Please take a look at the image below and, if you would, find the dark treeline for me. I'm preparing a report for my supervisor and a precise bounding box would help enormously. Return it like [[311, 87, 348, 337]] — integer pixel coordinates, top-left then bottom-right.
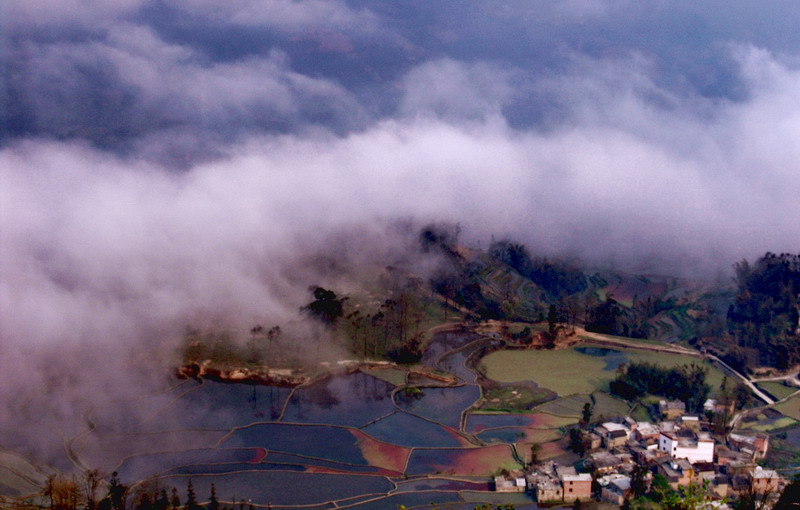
[[9, 472, 250, 510], [585, 296, 648, 339], [423, 225, 506, 320], [724, 252, 800, 371], [488, 241, 587, 301], [610, 362, 710, 413], [184, 228, 797, 373]]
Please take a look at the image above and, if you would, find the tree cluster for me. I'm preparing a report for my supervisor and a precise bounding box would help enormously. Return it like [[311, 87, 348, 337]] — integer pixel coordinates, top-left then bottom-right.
[[609, 362, 710, 413], [586, 296, 647, 339], [28, 472, 256, 510], [488, 241, 587, 300], [302, 287, 345, 325], [726, 252, 800, 370]]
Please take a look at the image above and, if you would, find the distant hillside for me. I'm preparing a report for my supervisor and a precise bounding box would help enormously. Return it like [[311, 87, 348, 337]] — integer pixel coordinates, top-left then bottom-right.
[[717, 253, 800, 372], [182, 222, 797, 375], [422, 227, 798, 373]]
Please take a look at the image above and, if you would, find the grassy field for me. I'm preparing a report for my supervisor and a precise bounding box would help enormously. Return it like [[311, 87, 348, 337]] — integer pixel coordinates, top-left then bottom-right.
[[775, 394, 800, 421], [757, 381, 799, 402], [361, 367, 407, 386], [536, 395, 592, 417], [480, 348, 610, 395], [629, 403, 652, 422], [592, 391, 632, 419], [477, 384, 555, 412], [742, 416, 798, 432], [479, 344, 725, 396], [522, 391, 630, 422]]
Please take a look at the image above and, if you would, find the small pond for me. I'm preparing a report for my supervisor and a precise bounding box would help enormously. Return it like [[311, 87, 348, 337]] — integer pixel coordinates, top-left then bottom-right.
[[574, 346, 629, 370]]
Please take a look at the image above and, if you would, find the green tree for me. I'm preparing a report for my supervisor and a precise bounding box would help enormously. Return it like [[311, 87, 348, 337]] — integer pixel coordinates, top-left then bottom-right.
[[302, 287, 344, 325], [169, 488, 180, 510], [207, 485, 219, 510], [155, 490, 169, 510], [185, 481, 198, 510], [548, 304, 558, 338], [581, 402, 593, 426], [773, 476, 800, 509], [656, 480, 714, 510], [107, 472, 127, 510], [630, 464, 650, 497], [529, 443, 541, 465], [568, 428, 585, 456]]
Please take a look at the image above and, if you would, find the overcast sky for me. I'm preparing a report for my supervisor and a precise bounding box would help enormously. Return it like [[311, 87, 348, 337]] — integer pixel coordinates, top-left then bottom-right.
[[1, 0, 799, 463]]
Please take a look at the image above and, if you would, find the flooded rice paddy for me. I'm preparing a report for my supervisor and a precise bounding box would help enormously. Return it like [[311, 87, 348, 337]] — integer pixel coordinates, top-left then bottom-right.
[[58, 332, 571, 507]]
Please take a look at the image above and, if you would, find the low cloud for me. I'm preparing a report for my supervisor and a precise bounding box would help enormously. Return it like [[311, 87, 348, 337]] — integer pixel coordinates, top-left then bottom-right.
[[2, 0, 800, 467]]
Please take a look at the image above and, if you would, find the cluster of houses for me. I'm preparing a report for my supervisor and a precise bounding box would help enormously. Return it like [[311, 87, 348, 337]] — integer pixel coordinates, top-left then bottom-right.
[[494, 399, 787, 507]]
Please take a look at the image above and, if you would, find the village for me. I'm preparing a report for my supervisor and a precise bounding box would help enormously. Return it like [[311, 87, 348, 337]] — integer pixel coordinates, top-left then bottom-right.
[[493, 398, 788, 507]]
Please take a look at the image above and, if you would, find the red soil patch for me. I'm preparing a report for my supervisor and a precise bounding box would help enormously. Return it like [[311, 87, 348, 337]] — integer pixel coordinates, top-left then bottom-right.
[[351, 429, 411, 474], [250, 448, 267, 463]]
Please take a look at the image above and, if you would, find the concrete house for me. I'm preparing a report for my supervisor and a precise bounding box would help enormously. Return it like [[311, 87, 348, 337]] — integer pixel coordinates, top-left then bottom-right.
[[533, 476, 563, 502], [596, 422, 629, 448], [658, 430, 714, 463], [728, 432, 769, 460], [494, 474, 526, 493], [750, 466, 784, 494], [561, 473, 592, 502], [599, 474, 632, 506]]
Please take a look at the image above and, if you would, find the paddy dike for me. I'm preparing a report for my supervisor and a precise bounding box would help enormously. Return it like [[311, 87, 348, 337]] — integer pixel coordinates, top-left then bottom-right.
[[24, 325, 700, 507]]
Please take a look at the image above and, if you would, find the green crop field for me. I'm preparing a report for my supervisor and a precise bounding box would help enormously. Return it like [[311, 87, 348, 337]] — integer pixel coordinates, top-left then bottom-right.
[[478, 384, 555, 412], [480, 348, 611, 395], [479, 344, 725, 397], [775, 394, 800, 421], [536, 394, 592, 417], [592, 391, 632, 419], [361, 367, 407, 386], [757, 381, 799, 402], [743, 416, 798, 432]]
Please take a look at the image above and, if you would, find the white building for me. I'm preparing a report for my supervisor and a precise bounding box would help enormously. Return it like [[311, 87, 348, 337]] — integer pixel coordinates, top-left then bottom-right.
[[659, 431, 714, 463]]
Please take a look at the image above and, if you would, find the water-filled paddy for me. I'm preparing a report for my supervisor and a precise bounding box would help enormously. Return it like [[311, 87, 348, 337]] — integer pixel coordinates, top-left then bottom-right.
[[162, 462, 305, 475], [396, 384, 480, 428], [393, 477, 490, 492], [78, 430, 230, 469], [116, 448, 265, 479], [280, 373, 396, 427], [71, 332, 549, 504], [477, 427, 561, 444], [221, 423, 369, 465], [575, 346, 628, 370], [264, 452, 387, 474], [405, 445, 517, 476], [169, 381, 293, 428], [466, 412, 576, 433], [340, 491, 461, 509], [158, 471, 394, 507], [360, 411, 466, 448]]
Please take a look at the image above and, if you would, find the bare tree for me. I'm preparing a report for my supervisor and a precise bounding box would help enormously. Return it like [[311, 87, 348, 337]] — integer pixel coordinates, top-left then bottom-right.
[[83, 469, 103, 510]]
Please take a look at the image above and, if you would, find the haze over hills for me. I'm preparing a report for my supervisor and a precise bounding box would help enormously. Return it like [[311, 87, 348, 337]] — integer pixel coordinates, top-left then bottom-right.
[[1, 0, 800, 506]]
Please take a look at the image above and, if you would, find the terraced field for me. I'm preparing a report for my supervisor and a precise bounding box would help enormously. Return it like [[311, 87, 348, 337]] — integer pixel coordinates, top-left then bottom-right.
[[4, 331, 572, 507], [757, 381, 799, 402], [3, 325, 763, 507], [775, 394, 800, 421]]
